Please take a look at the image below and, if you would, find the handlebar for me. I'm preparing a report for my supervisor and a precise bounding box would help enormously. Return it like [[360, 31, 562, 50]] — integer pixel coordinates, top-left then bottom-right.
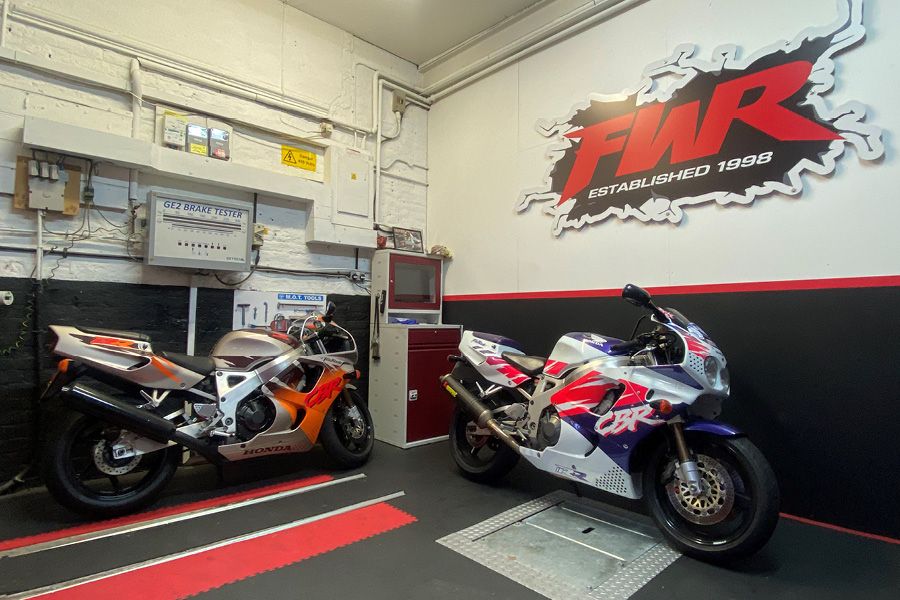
[[302, 324, 347, 345], [611, 332, 656, 354]]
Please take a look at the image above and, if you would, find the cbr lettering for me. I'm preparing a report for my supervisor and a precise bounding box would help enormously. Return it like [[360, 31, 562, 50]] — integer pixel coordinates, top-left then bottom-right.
[[595, 405, 663, 437], [306, 377, 341, 408]]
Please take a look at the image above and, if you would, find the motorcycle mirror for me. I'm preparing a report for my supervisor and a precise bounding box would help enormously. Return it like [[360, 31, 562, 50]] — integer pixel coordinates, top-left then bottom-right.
[[323, 301, 337, 322], [622, 283, 652, 307]]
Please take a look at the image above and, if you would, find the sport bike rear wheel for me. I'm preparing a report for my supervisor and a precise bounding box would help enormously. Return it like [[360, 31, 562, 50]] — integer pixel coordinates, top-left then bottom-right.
[[643, 434, 779, 562], [319, 389, 374, 468], [449, 406, 519, 483], [42, 411, 178, 517]]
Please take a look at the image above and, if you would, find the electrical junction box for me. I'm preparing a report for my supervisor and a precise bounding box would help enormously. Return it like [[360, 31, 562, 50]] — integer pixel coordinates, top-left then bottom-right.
[[331, 147, 372, 228], [145, 192, 253, 271], [186, 124, 209, 156], [28, 166, 69, 212], [209, 128, 231, 160], [163, 113, 188, 150]]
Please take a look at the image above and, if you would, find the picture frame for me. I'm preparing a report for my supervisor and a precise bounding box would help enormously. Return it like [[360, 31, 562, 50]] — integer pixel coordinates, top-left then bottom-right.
[[392, 227, 424, 253]]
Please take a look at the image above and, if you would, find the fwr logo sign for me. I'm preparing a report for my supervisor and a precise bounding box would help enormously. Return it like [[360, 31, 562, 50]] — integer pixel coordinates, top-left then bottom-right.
[[518, 0, 883, 234]]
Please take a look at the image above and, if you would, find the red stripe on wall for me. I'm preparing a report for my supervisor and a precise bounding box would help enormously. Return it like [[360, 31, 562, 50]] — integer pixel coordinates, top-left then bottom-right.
[[0, 474, 333, 552], [34, 502, 415, 600], [442, 274, 900, 302]]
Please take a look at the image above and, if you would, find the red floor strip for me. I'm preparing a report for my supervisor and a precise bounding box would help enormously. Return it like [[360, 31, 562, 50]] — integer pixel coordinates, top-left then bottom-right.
[[34, 502, 415, 600], [780, 512, 900, 545], [0, 474, 333, 552]]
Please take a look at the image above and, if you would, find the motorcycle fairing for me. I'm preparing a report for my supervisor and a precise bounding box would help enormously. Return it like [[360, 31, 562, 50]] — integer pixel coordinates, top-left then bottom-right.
[[519, 417, 643, 499], [507, 312, 730, 496], [211, 344, 354, 459], [460, 331, 532, 388], [50, 325, 206, 390], [543, 333, 628, 378]]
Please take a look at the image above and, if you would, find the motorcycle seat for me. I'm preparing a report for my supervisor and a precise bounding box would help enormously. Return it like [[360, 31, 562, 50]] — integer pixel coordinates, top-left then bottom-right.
[[79, 327, 151, 342], [159, 351, 216, 375], [501, 352, 547, 377]]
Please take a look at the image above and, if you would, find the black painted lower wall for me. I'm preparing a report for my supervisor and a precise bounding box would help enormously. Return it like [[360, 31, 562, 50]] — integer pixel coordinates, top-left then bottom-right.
[[444, 285, 900, 538], [0, 277, 370, 483]]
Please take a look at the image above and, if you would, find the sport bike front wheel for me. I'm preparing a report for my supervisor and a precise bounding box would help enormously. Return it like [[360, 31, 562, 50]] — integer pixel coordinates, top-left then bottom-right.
[[643, 434, 779, 562], [319, 389, 374, 468], [42, 411, 178, 517]]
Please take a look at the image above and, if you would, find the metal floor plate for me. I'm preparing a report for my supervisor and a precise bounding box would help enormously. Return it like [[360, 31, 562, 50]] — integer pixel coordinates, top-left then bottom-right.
[[437, 491, 680, 600]]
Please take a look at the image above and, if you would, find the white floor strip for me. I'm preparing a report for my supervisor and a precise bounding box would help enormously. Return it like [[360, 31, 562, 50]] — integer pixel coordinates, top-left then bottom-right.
[[526, 522, 626, 561], [5, 490, 406, 600], [560, 506, 655, 538], [0, 473, 366, 559]]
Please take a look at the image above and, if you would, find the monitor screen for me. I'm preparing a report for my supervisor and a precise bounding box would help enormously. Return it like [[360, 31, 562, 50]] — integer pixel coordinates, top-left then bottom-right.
[[390, 255, 441, 310]]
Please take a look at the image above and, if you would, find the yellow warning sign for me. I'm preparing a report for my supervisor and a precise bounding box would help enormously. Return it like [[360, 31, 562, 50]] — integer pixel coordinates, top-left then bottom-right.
[[281, 145, 317, 171]]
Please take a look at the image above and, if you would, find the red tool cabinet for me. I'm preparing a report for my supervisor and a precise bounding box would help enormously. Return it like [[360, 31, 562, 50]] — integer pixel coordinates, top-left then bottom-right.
[[368, 324, 462, 448]]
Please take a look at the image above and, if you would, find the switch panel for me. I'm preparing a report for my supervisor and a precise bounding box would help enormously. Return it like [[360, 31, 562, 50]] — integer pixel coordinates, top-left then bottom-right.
[[163, 113, 188, 150], [186, 124, 209, 156], [209, 128, 231, 160], [145, 192, 253, 271]]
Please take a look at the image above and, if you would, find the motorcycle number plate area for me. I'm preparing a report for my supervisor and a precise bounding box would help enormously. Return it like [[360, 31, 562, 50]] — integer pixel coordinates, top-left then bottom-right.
[[437, 491, 679, 600]]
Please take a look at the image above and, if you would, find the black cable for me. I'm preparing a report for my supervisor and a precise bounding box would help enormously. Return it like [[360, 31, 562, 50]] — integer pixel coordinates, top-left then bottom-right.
[[629, 314, 649, 340], [214, 250, 260, 286], [0, 284, 36, 357], [45, 242, 72, 281]]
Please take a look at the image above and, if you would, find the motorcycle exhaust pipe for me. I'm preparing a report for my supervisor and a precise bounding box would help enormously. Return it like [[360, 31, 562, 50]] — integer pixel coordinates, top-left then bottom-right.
[[440, 374, 521, 455], [61, 384, 222, 464]]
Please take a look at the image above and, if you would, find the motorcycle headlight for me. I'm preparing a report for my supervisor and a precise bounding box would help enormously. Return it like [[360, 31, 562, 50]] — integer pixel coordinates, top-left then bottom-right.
[[719, 366, 730, 390], [704, 356, 719, 385]]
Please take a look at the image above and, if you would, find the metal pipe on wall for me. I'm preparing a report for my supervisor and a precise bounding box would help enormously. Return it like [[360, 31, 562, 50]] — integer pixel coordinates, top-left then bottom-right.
[[35, 210, 43, 280], [186, 286, 197, 355], [8, 4, 333, 123], [128, 59, 141, 203], [0, 0, 9, 48], [426, 0, 642, 100]]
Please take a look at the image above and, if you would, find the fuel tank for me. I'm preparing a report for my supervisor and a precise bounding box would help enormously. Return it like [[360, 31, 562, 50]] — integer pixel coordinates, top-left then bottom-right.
[[211, 330, 298, 370], [544, 332, 629, 377]]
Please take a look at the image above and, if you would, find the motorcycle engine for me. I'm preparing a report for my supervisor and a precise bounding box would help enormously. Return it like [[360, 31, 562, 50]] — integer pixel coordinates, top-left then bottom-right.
[[536, 407, 561, 450], [235, 394, 276, 441]]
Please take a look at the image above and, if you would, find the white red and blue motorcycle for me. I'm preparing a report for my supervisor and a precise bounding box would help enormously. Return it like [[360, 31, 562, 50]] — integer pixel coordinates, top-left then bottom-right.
[[440, 284, 779, 561]]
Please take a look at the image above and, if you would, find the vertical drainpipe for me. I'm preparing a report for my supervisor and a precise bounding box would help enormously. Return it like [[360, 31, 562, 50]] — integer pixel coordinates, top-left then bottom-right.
[[0, 0, 9, 48], [128, 59, 142, 208], [35, 209, 43, 280], [374, 78, 384, 224]]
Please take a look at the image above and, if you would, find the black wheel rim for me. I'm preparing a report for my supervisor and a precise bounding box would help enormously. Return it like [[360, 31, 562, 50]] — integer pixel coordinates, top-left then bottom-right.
[[64, 418, 168, 502], [453, 414, 503, 469], [653, 438, 756, 547], [333, 395, 373, 455]]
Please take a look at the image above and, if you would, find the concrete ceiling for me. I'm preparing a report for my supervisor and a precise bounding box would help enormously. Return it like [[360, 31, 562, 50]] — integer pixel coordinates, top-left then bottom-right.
[[284, 0, 545, 66]]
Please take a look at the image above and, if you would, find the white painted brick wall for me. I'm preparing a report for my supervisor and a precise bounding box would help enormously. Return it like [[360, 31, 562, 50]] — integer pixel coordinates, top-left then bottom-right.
[[0, 0, 428, 296]]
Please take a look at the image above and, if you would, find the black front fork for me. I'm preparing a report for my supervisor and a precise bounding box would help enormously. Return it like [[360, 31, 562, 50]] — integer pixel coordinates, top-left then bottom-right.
[[670, 421, 703, 495]]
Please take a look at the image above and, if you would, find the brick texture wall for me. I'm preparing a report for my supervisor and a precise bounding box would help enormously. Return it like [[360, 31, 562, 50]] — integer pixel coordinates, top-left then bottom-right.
[[0, 278, 40, 480]]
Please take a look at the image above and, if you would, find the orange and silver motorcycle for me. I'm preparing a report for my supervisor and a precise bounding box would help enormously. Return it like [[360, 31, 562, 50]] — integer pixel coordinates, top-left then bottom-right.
[[40, 301, 373, 516]]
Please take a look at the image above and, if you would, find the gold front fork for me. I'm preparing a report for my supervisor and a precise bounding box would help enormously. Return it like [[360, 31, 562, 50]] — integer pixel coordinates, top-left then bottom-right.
[[670, 422, 702, 495]]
